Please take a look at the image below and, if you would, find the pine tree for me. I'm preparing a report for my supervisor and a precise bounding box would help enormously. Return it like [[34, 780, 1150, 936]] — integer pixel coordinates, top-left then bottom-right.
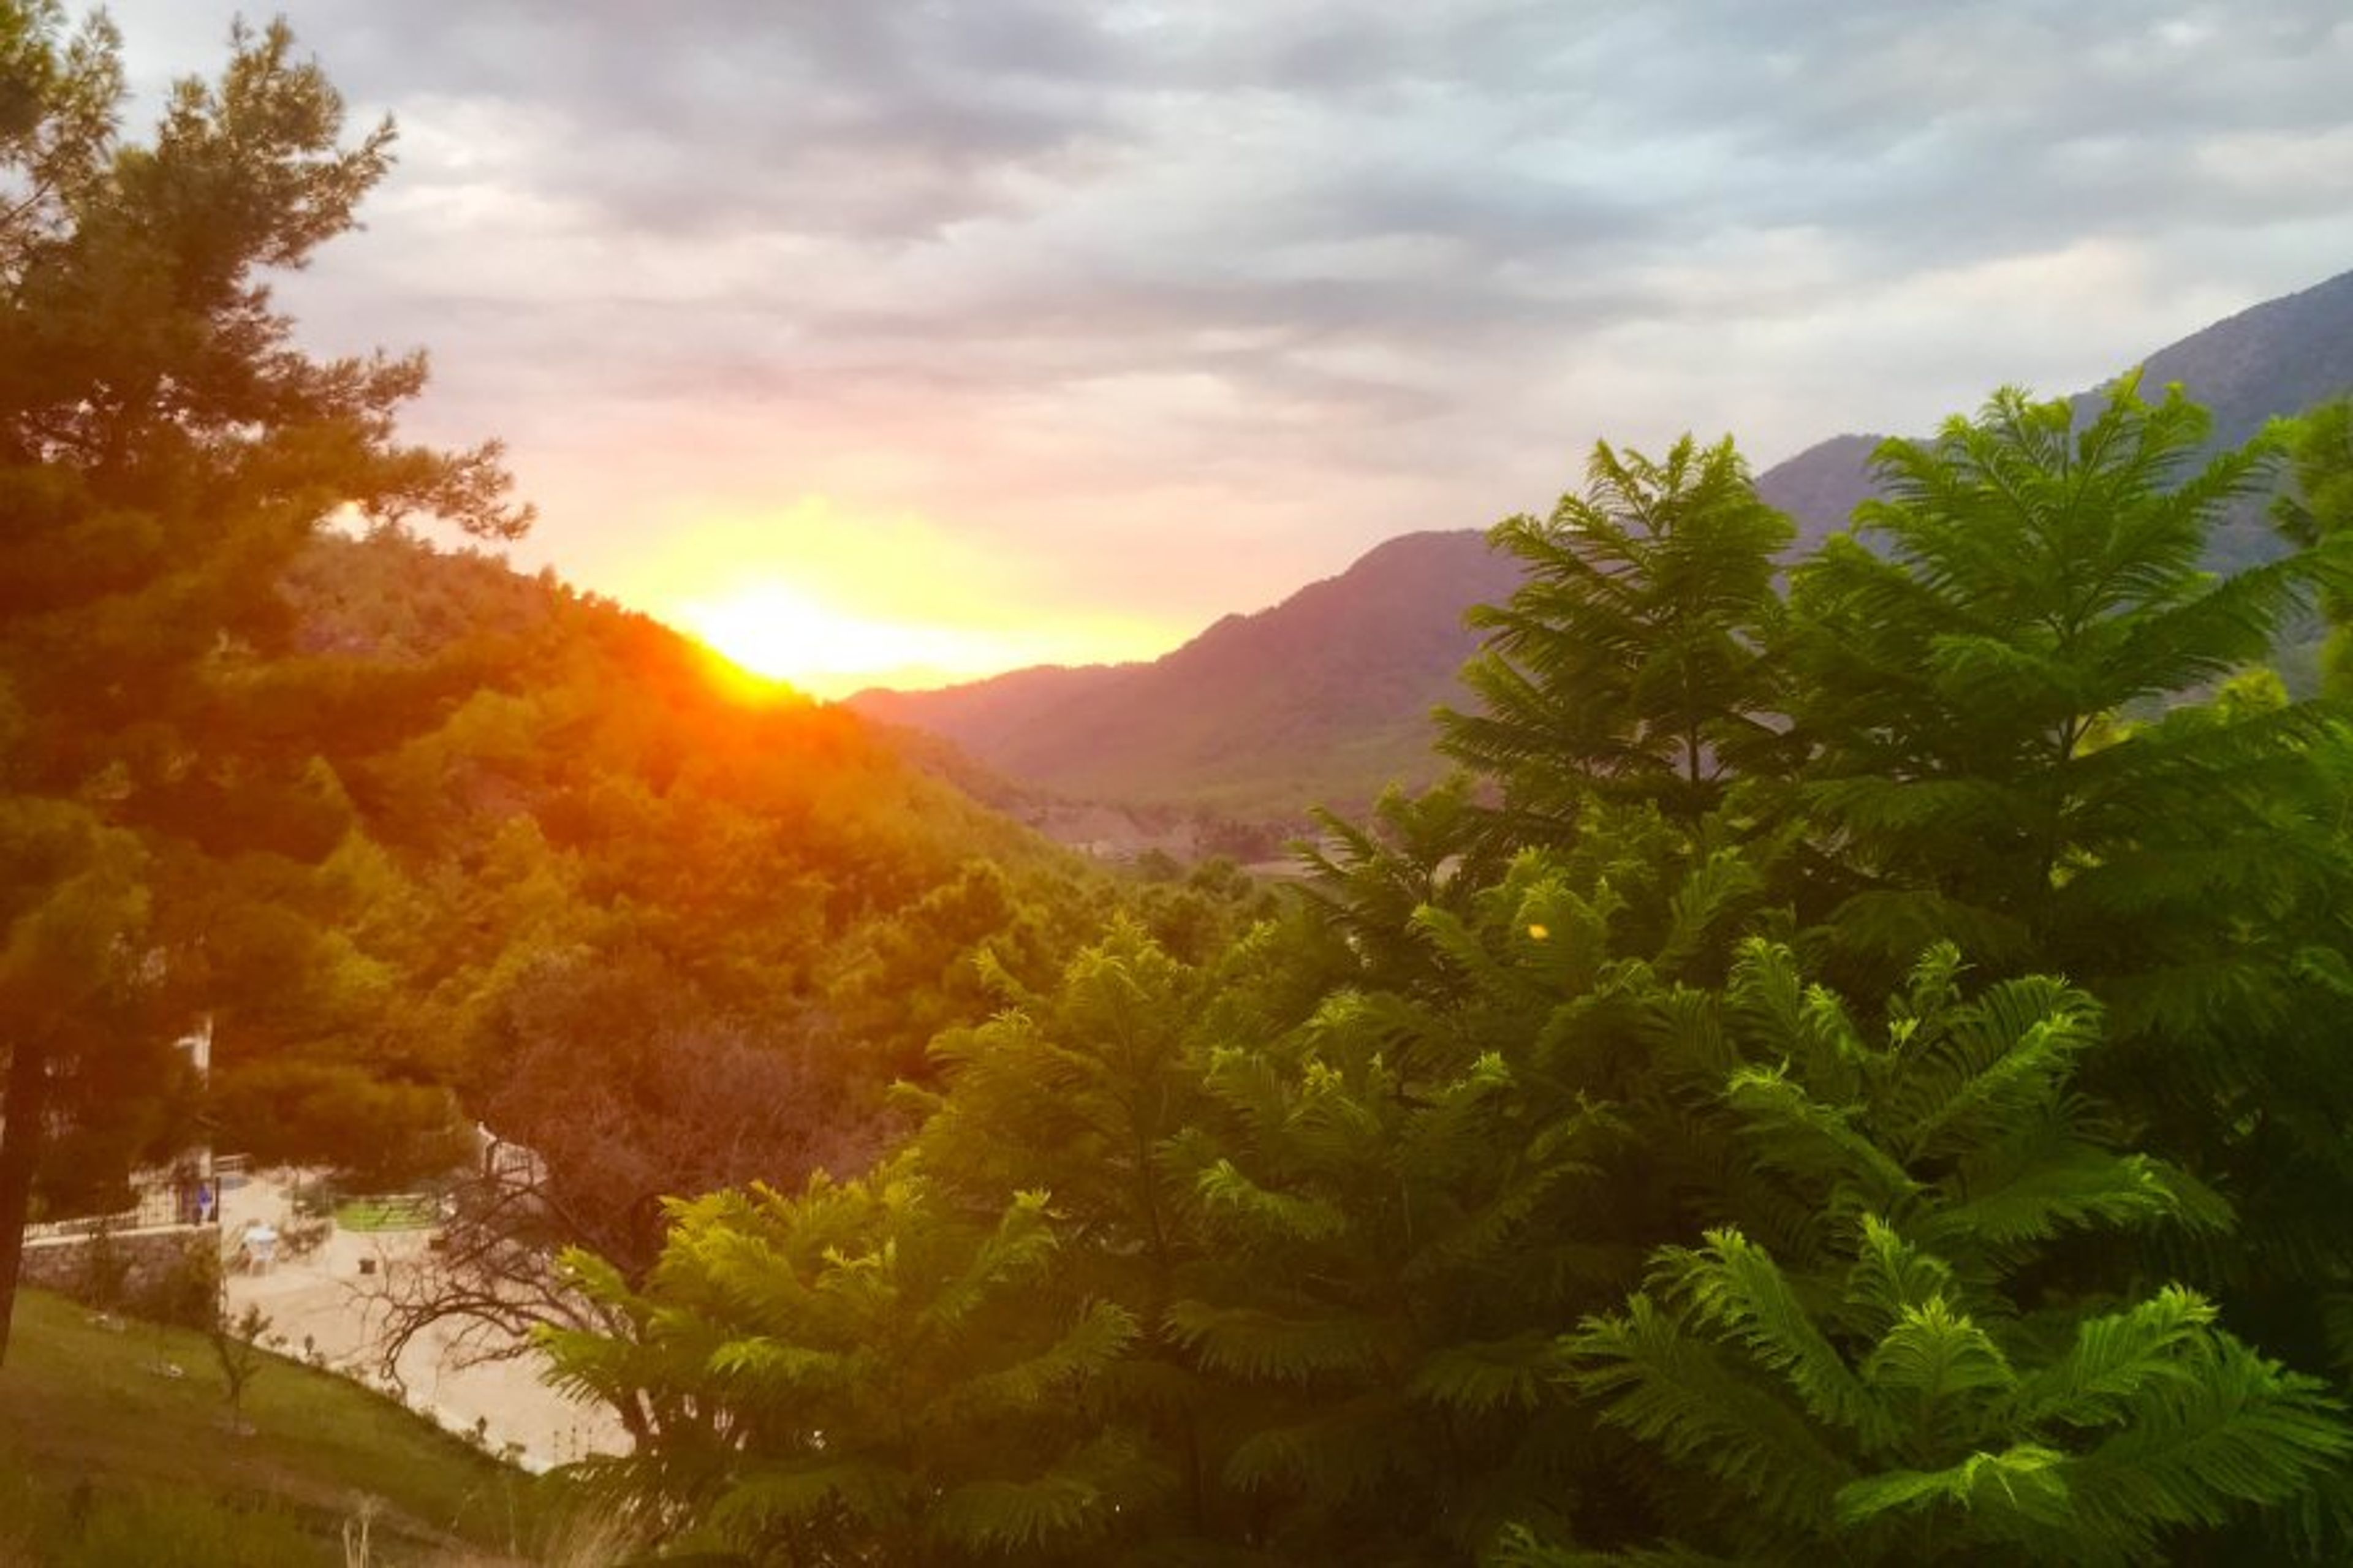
[[0, 7, 527, 1362]]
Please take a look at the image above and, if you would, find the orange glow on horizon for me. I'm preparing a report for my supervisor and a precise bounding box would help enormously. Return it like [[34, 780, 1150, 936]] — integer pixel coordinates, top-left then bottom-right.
[[676, 581, 1031, 699], [629, 499, 1184, 700]]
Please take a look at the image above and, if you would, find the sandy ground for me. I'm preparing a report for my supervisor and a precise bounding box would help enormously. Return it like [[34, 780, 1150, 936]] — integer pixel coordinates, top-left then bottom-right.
[[219, 1170, 626, 1472]]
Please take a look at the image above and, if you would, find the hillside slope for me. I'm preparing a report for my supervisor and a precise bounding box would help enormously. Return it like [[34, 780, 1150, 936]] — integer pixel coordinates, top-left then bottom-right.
[[846, 660, 1131, 767], [851, 530, 1521, 817], [181, 528, 1100, 1224], [0, 1288, 542, 1563]]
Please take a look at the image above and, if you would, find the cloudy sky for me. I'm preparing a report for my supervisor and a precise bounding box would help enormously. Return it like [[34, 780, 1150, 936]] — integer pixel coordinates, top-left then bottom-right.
[[104, 1, 2353, 692]]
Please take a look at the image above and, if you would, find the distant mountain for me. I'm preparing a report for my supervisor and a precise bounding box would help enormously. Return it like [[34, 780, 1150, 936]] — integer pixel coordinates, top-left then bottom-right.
[[856, 267, 2353, 825], [1752, 433, 1886, 541], [847, 530, 1521, 818], [1756, 267, 2353, 559], [849, 661, 1131, 767]]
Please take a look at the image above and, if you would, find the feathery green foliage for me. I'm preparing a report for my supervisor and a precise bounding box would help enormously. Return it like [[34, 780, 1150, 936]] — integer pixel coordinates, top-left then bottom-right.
[[1560, 943, 2349, 1564], [544, 1175, 1165, 1565], [2274, 396, 2353, 693], [1786, 374, 2348, 974], [1781, 377, 2353, 1395], [544, 375, 2353, 1565], [1441, 436, 1794, 837]]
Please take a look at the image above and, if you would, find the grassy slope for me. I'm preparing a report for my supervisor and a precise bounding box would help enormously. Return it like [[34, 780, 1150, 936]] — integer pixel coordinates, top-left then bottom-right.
[[0, 1289, 549, 1566]]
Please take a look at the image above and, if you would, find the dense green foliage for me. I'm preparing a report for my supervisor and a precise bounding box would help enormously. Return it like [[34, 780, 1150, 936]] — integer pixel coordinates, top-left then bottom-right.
[[2276, 396, 2353, 695], [1442, 435, 1794, 833], [546, 382, 2353, 1564], [263, 529, 1106, 1240]]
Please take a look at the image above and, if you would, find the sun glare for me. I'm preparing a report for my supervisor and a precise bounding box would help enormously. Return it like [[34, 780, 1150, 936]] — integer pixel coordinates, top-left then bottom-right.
[[627, 498, 1183, 700], [676, 581, 1004, 698]]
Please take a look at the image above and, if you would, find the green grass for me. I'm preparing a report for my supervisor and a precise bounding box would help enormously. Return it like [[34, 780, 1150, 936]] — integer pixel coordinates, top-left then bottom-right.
[[335, 1194, 442, 1232], [0, 1289, 557, 1565]]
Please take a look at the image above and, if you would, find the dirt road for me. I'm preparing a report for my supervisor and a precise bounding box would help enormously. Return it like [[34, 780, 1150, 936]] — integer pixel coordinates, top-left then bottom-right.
[[219, 1171, 625, 1471]]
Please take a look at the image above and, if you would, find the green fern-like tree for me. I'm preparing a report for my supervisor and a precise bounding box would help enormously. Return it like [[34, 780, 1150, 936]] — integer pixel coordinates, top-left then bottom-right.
[[544, 1175, 1167, 1566], [2273, 396, 2353, 695], [1531, 940, 2349, 1565], [1148, 816, 1779, 1560], [1784, 373, 2348, 975], [1439, 436, 1794, 840], [538, 380, 2353, 1565], [1784, 375, 2353, 1381], [900, 918, 1239, 1548]]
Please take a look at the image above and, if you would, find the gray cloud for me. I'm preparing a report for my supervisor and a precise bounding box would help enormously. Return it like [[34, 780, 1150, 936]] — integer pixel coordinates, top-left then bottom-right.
[[102, 0, 2353, 653]]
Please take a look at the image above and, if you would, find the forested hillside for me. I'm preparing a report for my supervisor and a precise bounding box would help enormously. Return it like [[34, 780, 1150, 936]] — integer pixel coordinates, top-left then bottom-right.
[[14, 503, 1169, 1367], [0, 0, 1262, 1399], [241, 530, 1107, 1226]]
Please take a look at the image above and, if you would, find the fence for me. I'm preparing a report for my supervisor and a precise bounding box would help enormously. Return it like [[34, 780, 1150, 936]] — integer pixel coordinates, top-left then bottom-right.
[[21, 1156, 246, 1241]]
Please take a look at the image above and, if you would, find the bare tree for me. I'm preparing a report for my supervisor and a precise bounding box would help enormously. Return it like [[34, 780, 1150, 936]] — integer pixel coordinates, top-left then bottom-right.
[[363, 977, 891, 1443]]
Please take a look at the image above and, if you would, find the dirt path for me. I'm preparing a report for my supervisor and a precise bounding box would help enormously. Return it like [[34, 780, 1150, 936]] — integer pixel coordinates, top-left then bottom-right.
[[220, 1170, 626, 1472]]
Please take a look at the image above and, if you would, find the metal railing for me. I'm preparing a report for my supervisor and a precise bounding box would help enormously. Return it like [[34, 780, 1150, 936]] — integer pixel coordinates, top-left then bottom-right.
[[20, 1154, 251, 1240]]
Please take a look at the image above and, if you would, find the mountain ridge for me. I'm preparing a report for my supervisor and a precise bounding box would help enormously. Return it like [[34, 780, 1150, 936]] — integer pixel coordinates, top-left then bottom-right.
[[850, 529, 1521, 817], [852, 266, 2353, 826], [1752, 267, 2353, 560]]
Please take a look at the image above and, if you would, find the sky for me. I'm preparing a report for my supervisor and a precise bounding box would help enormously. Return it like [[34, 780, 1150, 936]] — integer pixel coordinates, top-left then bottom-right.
[[102, 1, 2353, 695]]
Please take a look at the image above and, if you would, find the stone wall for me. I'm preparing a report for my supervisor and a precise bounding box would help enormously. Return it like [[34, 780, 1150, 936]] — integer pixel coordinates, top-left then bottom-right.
[[19, 1222, 221, 1317]]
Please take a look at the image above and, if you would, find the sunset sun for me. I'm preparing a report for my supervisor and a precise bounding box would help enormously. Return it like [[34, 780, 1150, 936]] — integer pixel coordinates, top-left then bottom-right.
[[676, 581, 992, 696]]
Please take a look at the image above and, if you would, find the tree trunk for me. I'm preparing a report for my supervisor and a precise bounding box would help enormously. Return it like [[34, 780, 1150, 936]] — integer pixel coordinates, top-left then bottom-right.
[[0, 1034, 51, 1369]]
